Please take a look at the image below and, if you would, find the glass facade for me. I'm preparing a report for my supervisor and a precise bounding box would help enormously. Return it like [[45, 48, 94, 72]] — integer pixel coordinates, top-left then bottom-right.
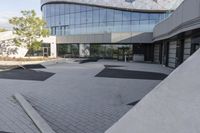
[[90, 44, 133, 60], [42, 3, 169, 36]]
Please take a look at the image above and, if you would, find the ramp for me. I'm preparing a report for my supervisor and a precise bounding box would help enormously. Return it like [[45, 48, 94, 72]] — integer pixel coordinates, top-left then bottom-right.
[[106, 49, 200, 133]]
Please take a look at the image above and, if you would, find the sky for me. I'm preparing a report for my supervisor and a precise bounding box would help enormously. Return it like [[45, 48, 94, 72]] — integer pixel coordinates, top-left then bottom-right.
[[0, 0, 41, 29]]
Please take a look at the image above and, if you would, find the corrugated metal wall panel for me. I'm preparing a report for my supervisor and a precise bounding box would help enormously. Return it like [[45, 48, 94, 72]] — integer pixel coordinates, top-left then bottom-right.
[[183, 38, 191, 61], [154, 44, 160, 63], [168, 41, 177, 68]]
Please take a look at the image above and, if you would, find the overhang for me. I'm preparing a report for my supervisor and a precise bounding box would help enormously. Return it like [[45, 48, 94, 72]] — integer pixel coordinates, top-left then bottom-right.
[[56, 32, 153, 44], [153, 0, 200, 42], [41, 0, 183, 12]]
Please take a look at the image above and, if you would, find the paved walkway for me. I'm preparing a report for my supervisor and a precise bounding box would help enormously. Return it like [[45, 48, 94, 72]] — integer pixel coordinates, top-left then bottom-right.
[[0, 87, 40, 132], [0, 60, 172, 133]]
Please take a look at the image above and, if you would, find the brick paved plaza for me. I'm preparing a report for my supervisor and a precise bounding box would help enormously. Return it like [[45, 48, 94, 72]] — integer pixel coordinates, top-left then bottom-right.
[[0, 60, 172, 133]]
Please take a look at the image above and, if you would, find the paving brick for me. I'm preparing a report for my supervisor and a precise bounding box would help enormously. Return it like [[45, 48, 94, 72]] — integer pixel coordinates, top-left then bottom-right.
[[0, 60, 172, 133]]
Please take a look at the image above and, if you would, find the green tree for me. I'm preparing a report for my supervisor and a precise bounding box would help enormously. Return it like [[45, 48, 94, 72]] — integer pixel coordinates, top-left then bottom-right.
[[9, 10, 49, 52]]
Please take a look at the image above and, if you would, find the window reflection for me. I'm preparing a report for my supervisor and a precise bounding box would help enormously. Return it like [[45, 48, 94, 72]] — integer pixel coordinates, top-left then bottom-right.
[[42, 3, 169, 36]]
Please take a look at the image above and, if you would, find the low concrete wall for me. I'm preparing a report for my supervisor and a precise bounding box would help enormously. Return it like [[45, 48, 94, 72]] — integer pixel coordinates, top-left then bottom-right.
[[106, 49, 200, 133]]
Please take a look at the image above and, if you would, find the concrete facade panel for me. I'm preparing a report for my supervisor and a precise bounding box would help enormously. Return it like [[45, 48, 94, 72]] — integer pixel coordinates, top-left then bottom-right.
[[41, 0, 183, 12], [183, 54, 190, 60], [56, 32, 153, 44], [153, 0, 200, 41], [154, 44, 160, 63], [56, 34, 111, 44]]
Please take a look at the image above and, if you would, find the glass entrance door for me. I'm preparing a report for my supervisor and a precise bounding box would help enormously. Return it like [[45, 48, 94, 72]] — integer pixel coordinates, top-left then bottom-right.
[[43, 47, 49, 57], [117, 47, 131, 61]]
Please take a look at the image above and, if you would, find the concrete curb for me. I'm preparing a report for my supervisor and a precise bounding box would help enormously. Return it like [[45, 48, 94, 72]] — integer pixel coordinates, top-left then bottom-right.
[[41, 58, 67, 66], [14, 93, 55, 133], [41, 58, 80, 66]]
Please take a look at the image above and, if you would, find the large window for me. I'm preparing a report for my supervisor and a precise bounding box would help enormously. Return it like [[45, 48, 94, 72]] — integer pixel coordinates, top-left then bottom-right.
[[42, 3, 168, 36]]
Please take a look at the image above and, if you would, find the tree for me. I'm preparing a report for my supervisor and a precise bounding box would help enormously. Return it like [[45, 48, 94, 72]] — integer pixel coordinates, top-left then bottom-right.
[[0, 28, 7, 32], [9, 10, 49, 53]]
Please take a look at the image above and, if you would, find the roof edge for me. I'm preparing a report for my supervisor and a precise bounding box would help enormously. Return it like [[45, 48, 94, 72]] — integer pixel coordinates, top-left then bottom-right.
[[41, 0, 173, 13]]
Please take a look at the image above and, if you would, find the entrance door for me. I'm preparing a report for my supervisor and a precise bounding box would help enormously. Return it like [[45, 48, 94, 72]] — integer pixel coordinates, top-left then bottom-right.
[[43, 47, 49, 57], [118, 48, 124, 61], [117, 47, 130, 61]]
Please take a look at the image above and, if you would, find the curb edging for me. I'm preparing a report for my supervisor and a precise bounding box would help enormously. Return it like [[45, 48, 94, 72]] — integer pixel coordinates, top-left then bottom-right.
[[14, 93, 55, 133]]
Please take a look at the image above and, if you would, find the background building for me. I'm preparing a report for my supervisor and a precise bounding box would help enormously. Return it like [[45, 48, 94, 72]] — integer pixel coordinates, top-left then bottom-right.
[[41, 0, 183, 61], [106, 0, 200, 132], [0, 31, 57, 58]]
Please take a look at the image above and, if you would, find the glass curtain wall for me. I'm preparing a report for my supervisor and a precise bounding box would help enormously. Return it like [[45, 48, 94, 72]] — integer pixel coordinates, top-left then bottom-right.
[[57, 44, 79, 58], [90, 44, 133, 60], [42, 3, 169, 36]]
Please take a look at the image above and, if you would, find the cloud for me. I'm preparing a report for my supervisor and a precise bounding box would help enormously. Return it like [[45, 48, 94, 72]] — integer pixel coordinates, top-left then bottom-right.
[[0, 18, 10, 29], [0, 11, 41, 30], [0, 11, 20, 29]]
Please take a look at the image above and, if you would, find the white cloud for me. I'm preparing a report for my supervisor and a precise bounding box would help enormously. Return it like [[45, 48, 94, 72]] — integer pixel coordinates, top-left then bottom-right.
[[0, 11, 41, 30], [0, 11, 20, 29]]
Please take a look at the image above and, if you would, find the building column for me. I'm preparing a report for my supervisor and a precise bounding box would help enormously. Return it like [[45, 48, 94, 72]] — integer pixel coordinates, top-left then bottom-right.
[[49, 36, 57, 58], [79, 44, 90, 57], [50, 41, 57, 58]]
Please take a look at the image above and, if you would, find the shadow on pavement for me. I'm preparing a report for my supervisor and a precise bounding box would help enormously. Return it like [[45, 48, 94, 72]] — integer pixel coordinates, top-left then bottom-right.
[[76, 58, 99, 64], [104, 65, 124, 68], [0, 69, 54, 81], [127, 100, 140, 106], [15, 64, 46, 69], [95, 68, 168, 80]]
